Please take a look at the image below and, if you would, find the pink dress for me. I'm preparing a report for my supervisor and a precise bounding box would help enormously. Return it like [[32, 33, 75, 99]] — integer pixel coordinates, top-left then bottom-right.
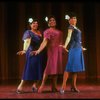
[[44, 28, 64, 75]]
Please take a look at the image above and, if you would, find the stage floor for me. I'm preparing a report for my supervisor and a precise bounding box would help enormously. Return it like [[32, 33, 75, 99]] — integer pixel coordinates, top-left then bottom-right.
[[0, 80, 100, 99]]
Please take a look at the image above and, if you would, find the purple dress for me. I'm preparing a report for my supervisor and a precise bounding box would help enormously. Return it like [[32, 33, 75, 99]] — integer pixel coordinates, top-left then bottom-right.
[[22, 30, 43, 80], [43, 28, 64, 75]]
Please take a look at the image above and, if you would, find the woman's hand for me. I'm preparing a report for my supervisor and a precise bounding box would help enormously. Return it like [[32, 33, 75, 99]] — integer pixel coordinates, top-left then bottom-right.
[[17, 50, 26, 55], [82, 47, 87, 51], [30, 50, 40, 56], [59, 45, 69, 52]]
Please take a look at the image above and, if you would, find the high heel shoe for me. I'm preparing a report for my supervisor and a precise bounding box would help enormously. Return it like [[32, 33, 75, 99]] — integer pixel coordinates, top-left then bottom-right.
[[16, 89, 24, 94], [38, 86, 43, 93], [59, 88, 65, 94], [32, 87, 38, 93], [71, 87, 80, 93]]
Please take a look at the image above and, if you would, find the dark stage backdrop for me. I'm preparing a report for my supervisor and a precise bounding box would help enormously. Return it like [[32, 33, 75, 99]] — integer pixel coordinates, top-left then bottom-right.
[[0, 1, 100, 82]]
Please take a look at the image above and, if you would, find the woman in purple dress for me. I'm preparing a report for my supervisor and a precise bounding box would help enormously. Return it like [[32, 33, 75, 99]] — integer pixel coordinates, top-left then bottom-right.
[[16, 18, 44, 93], [31, 15, 64, 93]]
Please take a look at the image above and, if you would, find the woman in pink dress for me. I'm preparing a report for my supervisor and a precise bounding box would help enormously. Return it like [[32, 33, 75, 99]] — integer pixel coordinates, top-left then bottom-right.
[[30, 15, 64, 93]]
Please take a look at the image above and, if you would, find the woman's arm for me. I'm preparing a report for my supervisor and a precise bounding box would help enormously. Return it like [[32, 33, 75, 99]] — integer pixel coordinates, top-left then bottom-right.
[[23, 38, 31, 52], [64, 29, 73, 48], [17, 38, 31, 55], [81, 46, 87, 51], [30, 38, 48, 56], [36, 38, 48, 55]]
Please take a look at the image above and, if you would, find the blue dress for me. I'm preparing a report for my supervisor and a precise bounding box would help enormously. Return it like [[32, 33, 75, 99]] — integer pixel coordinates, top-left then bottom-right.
[[65, 25, 85, 72], [22, 30, 43, 80]]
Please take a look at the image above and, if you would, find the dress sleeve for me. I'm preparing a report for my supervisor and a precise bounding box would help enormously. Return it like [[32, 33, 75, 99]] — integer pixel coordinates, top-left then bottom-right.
[[22, 30, 31, 41], [43, 29, 51, 40]]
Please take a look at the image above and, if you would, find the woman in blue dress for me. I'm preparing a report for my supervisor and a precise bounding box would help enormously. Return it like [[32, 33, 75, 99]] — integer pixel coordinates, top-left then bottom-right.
[[60, 13, 86, 94], [16, 18, 44, 93]]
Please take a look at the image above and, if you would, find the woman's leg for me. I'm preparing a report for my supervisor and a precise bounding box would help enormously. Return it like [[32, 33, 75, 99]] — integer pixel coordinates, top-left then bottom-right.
[[51, 75, 58, 92], [32, 80, 39, 88], [60, 71, 69, 94], [61, 71, 69, 90], [17, 80, 26, 93], [32, 80, 40, 92], [71, 72, 80, 92], [38, 73, 48, 93]]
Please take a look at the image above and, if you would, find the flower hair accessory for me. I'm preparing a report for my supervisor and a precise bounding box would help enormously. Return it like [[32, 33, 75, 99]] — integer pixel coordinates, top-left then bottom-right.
[[28, 18, 33, 23], [65, 15, 70, 20], [45, 16, 48, 22]]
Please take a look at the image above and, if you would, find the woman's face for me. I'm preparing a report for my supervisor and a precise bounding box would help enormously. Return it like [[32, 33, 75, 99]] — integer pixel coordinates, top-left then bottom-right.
[[30, 21, 39, 30], [48, 18, 56, 27], [69, 17, 77, 26]]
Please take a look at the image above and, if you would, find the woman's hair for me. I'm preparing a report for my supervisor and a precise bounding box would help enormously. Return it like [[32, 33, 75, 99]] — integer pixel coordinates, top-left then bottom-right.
[[47, 15, 56, 22], [28, 18, 39, 24], [68, 12, 77, 19]]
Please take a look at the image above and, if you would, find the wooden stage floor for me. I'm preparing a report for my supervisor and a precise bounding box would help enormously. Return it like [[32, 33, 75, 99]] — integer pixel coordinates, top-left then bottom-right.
[[0, 80, 100, 99]]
